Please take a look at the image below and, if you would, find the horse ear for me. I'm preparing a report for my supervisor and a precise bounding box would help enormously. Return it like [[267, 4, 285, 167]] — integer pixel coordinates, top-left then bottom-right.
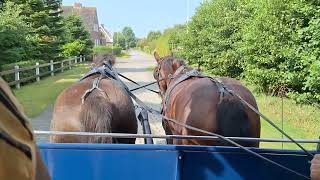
[[154, 51, 161, 63]]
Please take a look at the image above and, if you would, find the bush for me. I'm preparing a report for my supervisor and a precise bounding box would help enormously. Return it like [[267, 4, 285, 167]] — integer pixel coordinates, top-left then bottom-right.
[[146, 0, 320, 104], [143, 46, 151, 54], [62, 40, 86, 57], [93, 46, 122, 56]]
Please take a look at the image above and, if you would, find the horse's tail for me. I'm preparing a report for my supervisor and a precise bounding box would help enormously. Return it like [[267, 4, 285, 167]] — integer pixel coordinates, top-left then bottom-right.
[[216, 96, 253, 147], [79, 89, 113, 143]]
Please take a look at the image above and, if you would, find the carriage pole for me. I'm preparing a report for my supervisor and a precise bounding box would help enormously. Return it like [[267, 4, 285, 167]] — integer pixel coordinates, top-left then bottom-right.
[[137, 108, 154, 144]]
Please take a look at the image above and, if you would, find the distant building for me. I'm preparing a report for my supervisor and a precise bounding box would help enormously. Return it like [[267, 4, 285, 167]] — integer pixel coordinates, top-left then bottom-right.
[[61, 3, 113, 46]]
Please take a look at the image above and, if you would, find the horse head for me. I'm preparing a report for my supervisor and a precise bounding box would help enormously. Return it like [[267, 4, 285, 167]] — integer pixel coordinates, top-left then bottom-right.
[[153, 51, 185, 96], [92, 53, 116, 68]]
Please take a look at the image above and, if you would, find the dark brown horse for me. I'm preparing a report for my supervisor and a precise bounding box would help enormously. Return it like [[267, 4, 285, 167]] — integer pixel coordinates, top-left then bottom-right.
[[50, 53, 137, 143], [153, 51, 261, 147]]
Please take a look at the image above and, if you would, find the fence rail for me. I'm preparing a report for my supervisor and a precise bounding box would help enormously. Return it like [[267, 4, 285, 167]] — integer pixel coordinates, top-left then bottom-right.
[[0, 55, 86, 89]]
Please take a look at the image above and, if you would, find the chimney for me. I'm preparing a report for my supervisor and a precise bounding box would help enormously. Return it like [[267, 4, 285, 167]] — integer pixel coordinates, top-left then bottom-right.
[[74, 3, 82, 8]]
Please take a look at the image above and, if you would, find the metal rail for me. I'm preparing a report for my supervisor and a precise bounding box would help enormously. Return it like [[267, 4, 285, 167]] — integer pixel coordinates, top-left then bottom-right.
[[34, 130, 320, 144]]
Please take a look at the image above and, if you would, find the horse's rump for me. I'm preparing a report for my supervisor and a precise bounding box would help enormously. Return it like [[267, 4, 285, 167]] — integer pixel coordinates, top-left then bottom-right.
[[166, 77, 260, 146], [50, 76, 138, 144]]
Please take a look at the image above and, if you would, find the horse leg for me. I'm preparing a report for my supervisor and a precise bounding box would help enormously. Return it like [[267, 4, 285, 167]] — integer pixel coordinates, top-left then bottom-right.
[[162, 120, 173, 144], [246, 108, 261, 147], [116, 138, 136, 144], [216, 96, 258, 147]]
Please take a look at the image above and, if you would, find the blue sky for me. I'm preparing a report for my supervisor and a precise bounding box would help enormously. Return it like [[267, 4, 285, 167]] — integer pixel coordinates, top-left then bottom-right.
[[62, 0, 203, 38]]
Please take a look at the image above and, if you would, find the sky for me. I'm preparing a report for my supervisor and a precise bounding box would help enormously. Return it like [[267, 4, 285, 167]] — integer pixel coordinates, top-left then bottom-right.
[[62, 0, 203, 38]]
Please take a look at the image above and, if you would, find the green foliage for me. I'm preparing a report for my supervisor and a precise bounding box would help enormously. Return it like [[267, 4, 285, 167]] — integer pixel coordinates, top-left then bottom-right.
[[139, 25, 185, 57], [136, 38, 148, 49], [62, 40, 85, 57], [145, 0, 320, 104], [0, 2, 32, 66], [113, 27, 137, 49], [61, 15, 93, 57], [42, 0, 65, 61], [92, 46, 122, 56], [122, 26, 136, 48], [0, 0, 92, 69], [113, 32, 126, 49], [147, 31, 161, 42]]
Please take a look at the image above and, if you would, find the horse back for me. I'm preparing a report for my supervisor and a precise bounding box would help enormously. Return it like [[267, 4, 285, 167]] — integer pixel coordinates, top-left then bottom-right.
[[51, 77, 137, 143], [165, 77, 260, 146]]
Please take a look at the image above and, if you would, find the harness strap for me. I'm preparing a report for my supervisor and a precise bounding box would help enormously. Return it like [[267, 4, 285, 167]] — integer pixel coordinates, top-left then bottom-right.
[[163, 68, 226, 114], [80, 61, 118, 103], [79, 61, 117, 82], [207, 77, 229, 104], [81, 76, 104, 104]]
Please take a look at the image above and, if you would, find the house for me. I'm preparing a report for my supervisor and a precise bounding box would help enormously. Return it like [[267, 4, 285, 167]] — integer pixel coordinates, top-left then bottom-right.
[[61, 3, 113, 46]]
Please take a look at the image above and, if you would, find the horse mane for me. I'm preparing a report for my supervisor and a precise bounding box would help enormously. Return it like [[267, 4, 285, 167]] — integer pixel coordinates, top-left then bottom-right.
[[93, 53, 116, 67], [172, 58, 186, 67]]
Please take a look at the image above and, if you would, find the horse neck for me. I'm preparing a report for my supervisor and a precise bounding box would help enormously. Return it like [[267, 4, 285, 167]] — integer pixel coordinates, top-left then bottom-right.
[[84, 74, 101, 81], [167, 66, 193, 87]]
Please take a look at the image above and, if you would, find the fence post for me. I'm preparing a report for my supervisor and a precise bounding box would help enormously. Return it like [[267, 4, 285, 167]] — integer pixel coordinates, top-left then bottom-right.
[[61, 60, 64, 72], [36, 62, 40, 82], [79, 55, 83, 63], [14, 65, 20, 89], [50, 60, 54, 76], [74, 56, 77, 64], [69, 59, 72, 70]]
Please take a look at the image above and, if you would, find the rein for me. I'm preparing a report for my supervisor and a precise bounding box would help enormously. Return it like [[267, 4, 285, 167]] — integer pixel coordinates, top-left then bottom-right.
[[154, 63, 314, 159], [77, 60, 312, 179]]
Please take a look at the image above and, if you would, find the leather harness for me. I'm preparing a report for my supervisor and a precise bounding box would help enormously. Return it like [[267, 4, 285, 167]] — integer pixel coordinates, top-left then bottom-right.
[[79, 61, 121, 103], [162, 65, 229, 114]]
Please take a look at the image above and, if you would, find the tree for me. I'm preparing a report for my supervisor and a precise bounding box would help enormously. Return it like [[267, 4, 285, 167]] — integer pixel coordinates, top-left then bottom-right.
[[42, 0, 65, 60], [113, 32, 126, 49], [7, 0, 65, 61], [122, 26, 136, 48], [0, 1, 31, 67], [147, 31, 161, 42], [61, 15, 93, 57], [137, 38, 148, 49]]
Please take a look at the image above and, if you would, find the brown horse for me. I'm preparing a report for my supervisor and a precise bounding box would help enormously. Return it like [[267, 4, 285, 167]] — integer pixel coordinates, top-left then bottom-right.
[[50, 53, 137, 143], [153, 52, 261, 147]]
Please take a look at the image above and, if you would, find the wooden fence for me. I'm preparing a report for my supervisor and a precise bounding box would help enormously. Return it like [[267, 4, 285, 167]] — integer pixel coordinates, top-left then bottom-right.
[[0, 55, 86, 89]]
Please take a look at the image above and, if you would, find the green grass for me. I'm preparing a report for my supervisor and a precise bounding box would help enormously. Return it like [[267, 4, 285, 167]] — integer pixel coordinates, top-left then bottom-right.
[[200, 70, 320, 150], [13, 63, 89, 118], [146, 66, 156, 72], [256, 93, 320, 150], [117, 52, 130, 59]]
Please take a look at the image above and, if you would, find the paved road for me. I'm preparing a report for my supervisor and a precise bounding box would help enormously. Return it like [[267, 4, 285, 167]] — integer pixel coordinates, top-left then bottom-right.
[[32, 50, 165, 144]]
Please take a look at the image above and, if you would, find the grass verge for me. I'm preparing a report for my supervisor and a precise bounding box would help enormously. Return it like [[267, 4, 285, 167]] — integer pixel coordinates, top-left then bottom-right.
[[146, 66, 156, 72], [256, 93, 319, 150], [13, 63, 89, 118], [117, 52, 130, 59], [201, 70, 319, 150]]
